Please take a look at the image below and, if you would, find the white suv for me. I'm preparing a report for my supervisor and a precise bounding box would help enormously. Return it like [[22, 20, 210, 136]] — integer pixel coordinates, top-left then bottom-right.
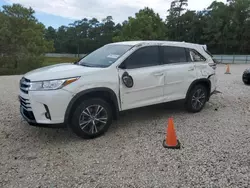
[[19, 41, 217, 139]]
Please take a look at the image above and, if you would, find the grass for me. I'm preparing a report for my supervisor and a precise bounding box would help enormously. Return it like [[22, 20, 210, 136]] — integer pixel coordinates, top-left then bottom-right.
[[0, 57, 80, 75]]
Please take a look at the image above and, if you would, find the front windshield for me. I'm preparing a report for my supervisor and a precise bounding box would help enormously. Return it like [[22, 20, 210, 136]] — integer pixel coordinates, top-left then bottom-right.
[[78, 44, 132, 68]]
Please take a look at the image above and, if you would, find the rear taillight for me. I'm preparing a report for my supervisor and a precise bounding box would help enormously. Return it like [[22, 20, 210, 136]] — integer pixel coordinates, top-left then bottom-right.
[[208, 61, 217, 70], [210, 58, 219, 70], [209, 63, 216, 69]]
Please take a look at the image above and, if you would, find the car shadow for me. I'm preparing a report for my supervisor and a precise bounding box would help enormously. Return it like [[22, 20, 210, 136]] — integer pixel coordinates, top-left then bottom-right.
[[111, 100, 187, 129], [26, 100, 187, 143]]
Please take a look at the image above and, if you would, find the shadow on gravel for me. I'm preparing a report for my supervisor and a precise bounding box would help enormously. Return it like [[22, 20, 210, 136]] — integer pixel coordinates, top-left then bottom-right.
[[23, 124, 81, 143], [21, 100, 187, 143], [118, 100, 186, 122]]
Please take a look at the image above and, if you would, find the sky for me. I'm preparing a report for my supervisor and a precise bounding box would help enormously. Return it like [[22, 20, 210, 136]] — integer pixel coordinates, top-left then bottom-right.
[[0, 0, 227, 28]]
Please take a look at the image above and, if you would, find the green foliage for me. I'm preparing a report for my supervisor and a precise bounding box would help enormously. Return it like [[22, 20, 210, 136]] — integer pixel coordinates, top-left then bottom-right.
[[166, 0, 188, 41], [165, 0, 250, 54], [48, 16, 118, 55], [0, 4, 54, 74], [44, 0, 249, 55], [42, 57, 79, 67], [0, 57, 79, 75], [113, 7, 166, 41], [1, 1, 250, 75]]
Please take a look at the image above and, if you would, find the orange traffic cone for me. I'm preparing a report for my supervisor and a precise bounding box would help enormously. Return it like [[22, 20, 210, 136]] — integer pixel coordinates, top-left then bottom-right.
[[163, 118, 181, 149], [225, 64, 231, 74]]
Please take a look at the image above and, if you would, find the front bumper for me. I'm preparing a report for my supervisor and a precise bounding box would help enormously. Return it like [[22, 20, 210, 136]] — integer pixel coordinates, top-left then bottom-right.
[[209, 74, 217, 92], [20, 105, 66, 128], [19, 88, 74, 127]]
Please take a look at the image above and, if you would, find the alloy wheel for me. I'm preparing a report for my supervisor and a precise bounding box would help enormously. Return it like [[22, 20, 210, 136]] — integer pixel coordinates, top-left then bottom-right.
[[191, 89, 206, 110], [78, 105, 108, 134]]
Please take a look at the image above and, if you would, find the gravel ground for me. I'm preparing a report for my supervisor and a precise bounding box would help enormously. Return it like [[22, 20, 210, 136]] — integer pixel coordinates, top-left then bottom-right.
[[0, 64, 250, 188]]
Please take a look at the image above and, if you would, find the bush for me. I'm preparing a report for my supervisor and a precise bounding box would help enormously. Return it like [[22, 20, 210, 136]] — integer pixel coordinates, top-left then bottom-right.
[[0, 4, 54, 75]]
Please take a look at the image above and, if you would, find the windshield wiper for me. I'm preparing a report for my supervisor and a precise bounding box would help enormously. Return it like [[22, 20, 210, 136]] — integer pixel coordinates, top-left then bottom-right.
[[79, 62, 106, 68], [78, 62, 95, 67]]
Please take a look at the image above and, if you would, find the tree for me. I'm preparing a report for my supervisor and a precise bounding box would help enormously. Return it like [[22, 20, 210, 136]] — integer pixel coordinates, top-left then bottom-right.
[[166, 0, 188, 41], [45, 26, 56, 41], [0, 4, 53, 73], [170, 0, 188, 17], [177, 10, 206, 43], [202, 1, 232, 53], [227, 0, 250, 53], [37, 0, 250, 55], [113, 7, 166, 41]]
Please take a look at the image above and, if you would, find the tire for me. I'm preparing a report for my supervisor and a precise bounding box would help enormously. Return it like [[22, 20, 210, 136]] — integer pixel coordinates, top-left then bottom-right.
[[242, 76, 250, 85], [70, 98, 113, 139], [185, 84, 208, 113]]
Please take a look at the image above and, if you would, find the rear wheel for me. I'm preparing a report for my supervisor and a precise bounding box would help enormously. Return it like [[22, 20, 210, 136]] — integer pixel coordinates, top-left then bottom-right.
[[186, 84, 208, 113], [70, 98, 113, 139]]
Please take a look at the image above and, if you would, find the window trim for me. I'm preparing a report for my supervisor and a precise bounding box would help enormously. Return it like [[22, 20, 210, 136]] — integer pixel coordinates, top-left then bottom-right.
[[187, 48, 207, 62], [118, 45, 161, 69], [160, 45, 189, 65]]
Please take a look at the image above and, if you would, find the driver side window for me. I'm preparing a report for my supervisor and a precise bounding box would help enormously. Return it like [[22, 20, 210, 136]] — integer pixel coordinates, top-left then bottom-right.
[[122, 46, 160, 69]]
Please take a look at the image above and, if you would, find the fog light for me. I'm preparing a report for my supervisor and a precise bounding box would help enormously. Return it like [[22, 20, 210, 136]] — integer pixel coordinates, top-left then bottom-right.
[[44, 104, 51, 120]]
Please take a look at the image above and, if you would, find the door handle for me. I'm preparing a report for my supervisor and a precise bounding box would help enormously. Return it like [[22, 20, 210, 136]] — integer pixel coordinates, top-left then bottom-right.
[[154, 72, 164, 76]]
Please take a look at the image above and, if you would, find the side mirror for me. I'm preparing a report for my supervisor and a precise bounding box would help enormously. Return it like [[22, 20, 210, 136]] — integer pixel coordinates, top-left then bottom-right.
[[122, 72, 133, 88], [73, 57, 83, 64], [119, 62, 126, 69]]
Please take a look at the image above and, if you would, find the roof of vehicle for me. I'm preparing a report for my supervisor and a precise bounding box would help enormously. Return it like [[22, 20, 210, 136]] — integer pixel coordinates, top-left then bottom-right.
[[111, 40, 207, 50]]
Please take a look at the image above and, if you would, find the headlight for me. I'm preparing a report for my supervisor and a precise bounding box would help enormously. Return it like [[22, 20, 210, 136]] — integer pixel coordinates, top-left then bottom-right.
[[29, 77, 80, 91]]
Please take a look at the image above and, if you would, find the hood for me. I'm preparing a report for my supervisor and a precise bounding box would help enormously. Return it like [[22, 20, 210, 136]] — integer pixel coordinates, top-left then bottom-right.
[[24, 63, 103, 81]]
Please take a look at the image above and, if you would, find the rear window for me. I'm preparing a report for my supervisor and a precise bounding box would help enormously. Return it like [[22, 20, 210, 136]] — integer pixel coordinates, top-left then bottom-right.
[[188, 49, 206, 62], [203, 47, 213, 57]]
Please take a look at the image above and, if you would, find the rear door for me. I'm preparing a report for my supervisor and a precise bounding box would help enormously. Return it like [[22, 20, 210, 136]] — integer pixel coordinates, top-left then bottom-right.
[[160, 45, 197, 101]]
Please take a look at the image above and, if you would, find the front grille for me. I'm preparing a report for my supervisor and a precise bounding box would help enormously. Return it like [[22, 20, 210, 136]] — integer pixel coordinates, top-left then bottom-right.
[[19, 96, 31, 111], [20, 77, 30, 94], [22, 108, 35, 120]]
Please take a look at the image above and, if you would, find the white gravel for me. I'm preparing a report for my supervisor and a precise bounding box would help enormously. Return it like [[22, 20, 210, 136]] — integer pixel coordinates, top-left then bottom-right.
[[0, 64, 250, 188]]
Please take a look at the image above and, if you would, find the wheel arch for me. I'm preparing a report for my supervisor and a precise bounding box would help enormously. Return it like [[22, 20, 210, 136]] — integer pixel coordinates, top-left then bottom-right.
[[186, 78, 211, 101], [64, 87, 119, 125]]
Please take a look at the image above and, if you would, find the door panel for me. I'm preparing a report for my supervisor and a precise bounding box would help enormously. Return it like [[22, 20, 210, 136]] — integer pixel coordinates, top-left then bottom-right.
[[118, 45, 165, 110], [188, 48, 216, 78], [162, 63, 196, 102], [160, 46, 197, 101], [119, 67, 164, 110]]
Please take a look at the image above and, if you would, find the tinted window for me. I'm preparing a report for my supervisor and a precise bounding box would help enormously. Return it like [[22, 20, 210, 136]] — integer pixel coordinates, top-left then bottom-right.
[[124, 46, 160, 69], [162, 46, 188, 64], [189, 49, 206, 62]]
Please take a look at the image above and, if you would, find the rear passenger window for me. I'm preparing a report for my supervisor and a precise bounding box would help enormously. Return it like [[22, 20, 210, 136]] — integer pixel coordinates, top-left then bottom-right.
[[162, 46, 188, 64], [189, 49, 206, 62], [124, 46, 160, 69]]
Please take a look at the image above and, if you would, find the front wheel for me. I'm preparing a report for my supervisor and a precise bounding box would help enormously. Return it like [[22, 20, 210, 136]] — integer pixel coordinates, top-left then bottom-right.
[[186, 85, 208, 113], [70, 98, 113, 139]]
